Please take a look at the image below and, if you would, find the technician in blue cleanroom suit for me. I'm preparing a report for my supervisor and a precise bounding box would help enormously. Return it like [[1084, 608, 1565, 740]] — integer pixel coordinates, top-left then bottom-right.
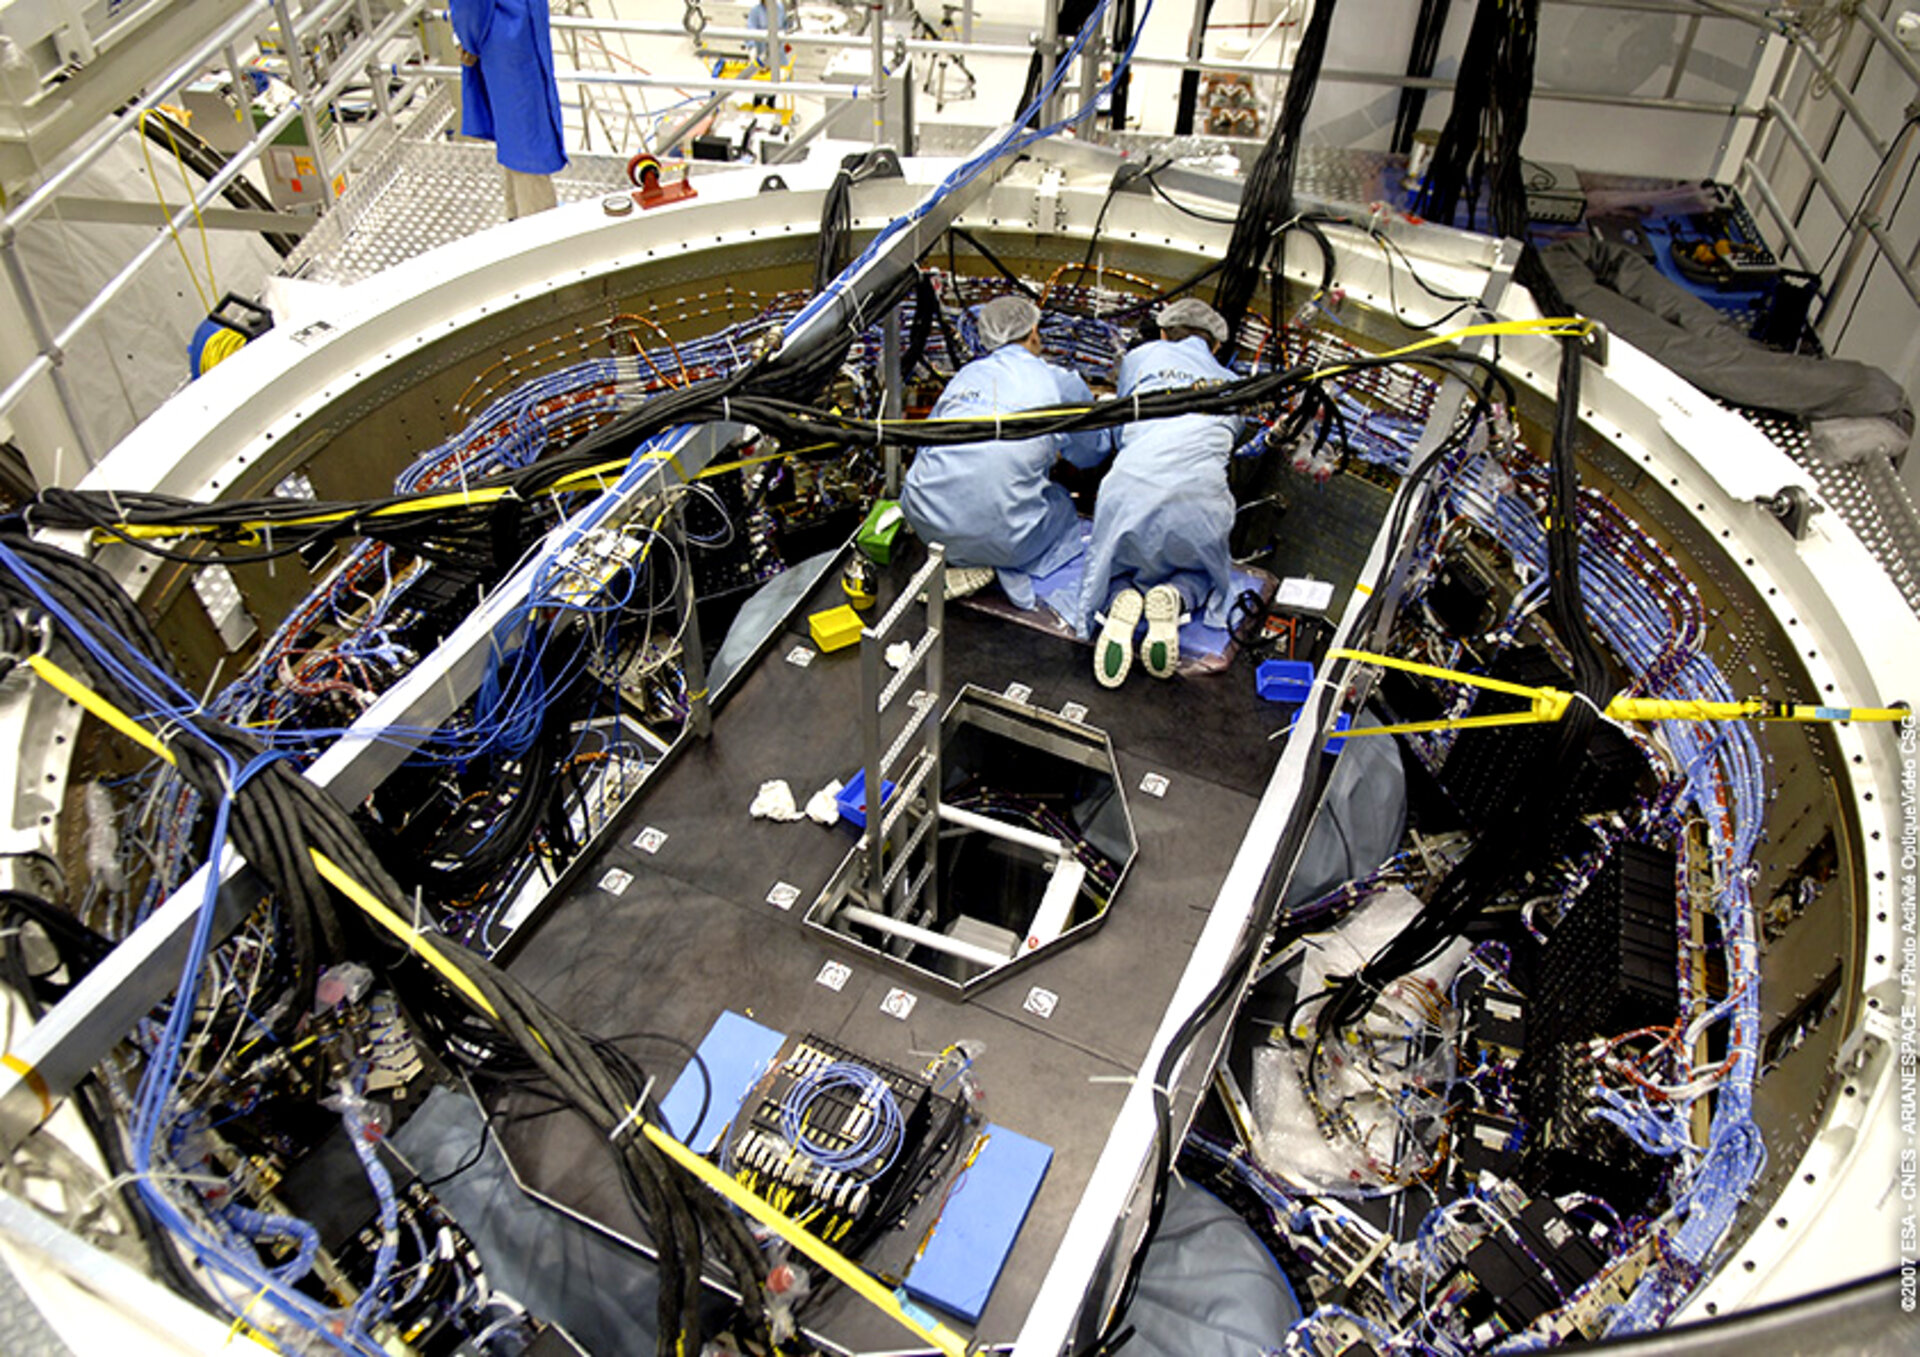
[[451, 1, 567, 192], [1076, 298, 1243, 689], [900, 295, 1111, 604], [747, 1, 786, 68]]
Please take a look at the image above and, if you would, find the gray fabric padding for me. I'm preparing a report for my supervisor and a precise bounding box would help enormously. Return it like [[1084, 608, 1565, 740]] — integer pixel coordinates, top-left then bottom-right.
[[398, 1091, 1305, 1357], [392, 1087, 658, 1357], [1122, 1180, 1303, 1357], [1280, 712, 1408, 911], [1540, 237, 1913, 432]]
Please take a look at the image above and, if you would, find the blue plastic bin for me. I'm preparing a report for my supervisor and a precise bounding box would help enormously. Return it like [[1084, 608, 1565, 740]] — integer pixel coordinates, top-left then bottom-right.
[[1324, 712, 1354, 755], [836, 768, 896, 829], [1255, 659, 1315, 704]]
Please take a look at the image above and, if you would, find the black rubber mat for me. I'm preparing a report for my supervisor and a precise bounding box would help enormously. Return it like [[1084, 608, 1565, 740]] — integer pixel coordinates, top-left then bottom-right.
[[498, 542, 1290, 1349]]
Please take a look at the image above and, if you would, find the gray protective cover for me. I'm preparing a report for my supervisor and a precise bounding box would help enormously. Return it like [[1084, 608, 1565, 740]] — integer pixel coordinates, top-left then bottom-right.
[[1280, 712, 1408, 911], [1122, 1180, 1304, 1357], [1540, 237, 1913, 431]]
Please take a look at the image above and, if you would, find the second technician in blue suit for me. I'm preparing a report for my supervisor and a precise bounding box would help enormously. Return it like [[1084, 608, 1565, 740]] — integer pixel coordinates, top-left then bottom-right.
[[901, 296, 1111, 605], [1076, 299, 1242, 688]]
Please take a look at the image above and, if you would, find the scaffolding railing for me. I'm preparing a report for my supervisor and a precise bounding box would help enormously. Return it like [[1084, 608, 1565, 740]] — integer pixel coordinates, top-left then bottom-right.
[[1724, 1, 1920, 342], [0, 0, 431, 470]]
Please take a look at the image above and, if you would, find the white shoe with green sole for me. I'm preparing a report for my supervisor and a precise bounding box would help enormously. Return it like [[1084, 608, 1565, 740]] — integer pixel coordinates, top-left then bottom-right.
[[1094, 588, 1144, 689], [1140, 584, 1182, 679]]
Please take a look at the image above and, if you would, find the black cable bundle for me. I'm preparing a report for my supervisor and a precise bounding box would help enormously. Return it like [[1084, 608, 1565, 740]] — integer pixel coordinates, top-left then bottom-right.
[[27, 329, 1536, 573], [812, 149, 901, 295], [1214, 0, 1340, 346], [1303, 0, 1623, 1046], [901, 267, 944, 377], [1390, 0, 1454, 155], [0, 536, 773, 1355], [1310, 345, 1611, 1043], [404, 940, 772, 1356], [815, 169, 854, 295], [1413, 0, 1540, 233], [1173, 0, 1218, 136], [1106, 0, 1137, 130]]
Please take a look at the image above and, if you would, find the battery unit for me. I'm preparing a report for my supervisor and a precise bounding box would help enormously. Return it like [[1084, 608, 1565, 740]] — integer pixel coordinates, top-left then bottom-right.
[[1531, 840, 1679, 1047], [1462, 1196, 1605, 1330]]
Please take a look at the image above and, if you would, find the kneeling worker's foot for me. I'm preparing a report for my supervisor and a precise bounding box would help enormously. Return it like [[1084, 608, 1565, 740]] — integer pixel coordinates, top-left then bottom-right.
[[944, 566, 996, 600], [1095, 589, 1144, 689], [1140, 584, 1182, 679]]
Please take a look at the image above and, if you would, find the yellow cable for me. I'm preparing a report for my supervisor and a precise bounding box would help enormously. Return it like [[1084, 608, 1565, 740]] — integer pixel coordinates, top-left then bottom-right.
[[1303, 317, 1593, 382], [305, 851, 502, 1018], [641, 1123, 970, 1357], [96, 448, 693, 546], [198, 327, 249, 375], [27, 654, 178, 764], [221, 1286, 280, 1351], [138, 109, 217, 314], [1326, 647, 1906, 735]]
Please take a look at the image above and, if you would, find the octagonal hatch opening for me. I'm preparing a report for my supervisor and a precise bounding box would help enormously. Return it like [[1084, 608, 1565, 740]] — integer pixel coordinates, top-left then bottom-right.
[[806, 685, 1137, 996]]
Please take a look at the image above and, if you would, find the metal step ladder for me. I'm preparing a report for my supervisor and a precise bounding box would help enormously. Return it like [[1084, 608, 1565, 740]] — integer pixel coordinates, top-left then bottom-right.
[[850, 547, 946, 939]]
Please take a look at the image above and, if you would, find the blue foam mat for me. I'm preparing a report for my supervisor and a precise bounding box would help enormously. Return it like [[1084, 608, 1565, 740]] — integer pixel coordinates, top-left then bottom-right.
[[904, 1123, 1053, 1324], [658, 1010, 787, 1154]]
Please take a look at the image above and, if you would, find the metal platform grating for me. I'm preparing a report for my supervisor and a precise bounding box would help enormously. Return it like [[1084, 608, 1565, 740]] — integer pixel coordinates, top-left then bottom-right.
[[280, 89, 637, 287], [1733, 405, 1920, 616]]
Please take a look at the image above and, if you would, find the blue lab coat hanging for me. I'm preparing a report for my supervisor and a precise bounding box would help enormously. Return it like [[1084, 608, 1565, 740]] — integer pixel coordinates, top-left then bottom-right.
[[450, 0, 568, 175]]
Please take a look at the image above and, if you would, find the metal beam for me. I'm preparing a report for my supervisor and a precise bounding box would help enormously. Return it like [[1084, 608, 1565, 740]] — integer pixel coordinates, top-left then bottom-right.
[[47, 198, 312, 235]]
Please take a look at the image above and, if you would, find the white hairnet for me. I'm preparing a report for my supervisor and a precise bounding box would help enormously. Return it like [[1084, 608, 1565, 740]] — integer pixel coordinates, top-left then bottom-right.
[[978, 295, 1042, 349], [1157, 298, 1228, 346]]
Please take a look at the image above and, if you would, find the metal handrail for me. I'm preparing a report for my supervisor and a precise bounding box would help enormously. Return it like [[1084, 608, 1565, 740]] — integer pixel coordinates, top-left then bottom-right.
[[1740, 156, 1815, 272], [0, 0, 277, 239], [1763, 93, 1920, 310], [404, 61, 889, 100]]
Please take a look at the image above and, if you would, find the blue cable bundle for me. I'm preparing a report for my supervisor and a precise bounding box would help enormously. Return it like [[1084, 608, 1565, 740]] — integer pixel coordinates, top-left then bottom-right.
[[778, 1061, 905, 1178]]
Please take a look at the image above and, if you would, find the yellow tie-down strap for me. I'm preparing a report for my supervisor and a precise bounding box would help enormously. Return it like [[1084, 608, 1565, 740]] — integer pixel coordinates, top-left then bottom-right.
[[21, 653, 967, 1357], [1325, 648, 1908, 737]]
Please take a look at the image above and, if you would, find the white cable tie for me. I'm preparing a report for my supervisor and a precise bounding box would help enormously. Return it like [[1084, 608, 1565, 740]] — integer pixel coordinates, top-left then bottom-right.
[[1085, 1073, 1171, 1096], [607, 1099, 647, 1145]]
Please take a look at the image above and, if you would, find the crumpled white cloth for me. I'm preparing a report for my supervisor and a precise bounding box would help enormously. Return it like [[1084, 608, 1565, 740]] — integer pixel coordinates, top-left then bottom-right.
[[805, 778, 845, 825], [749, 779, 805, 821], [885, 642, 913, 671]]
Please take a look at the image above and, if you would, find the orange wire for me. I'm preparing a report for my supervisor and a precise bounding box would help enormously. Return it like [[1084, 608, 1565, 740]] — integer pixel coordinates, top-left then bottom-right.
[[612, 312, 693, 386], [1037, 262, 1163, 309]]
